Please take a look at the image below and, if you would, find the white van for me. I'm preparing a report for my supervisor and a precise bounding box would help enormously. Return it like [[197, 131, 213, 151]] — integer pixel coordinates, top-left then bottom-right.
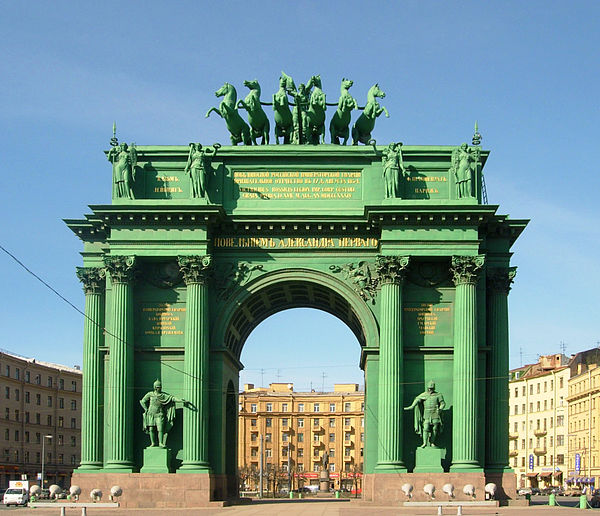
[[3, 487, 29, 506]]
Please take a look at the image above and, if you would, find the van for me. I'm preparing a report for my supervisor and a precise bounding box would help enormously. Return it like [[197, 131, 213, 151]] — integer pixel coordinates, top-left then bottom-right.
[[3, 488, 29, 506]]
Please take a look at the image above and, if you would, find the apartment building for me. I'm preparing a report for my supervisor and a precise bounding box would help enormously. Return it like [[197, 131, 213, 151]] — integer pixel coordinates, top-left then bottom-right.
[[238, 383, 364, 492], [566, 348, 600, 490], [509, 354, 569, 489], [0, 350, 82, 489]]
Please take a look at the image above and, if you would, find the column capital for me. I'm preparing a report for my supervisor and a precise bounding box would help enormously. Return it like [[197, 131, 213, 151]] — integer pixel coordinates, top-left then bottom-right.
[[103, 255, 137, 284], [487, 267, 517, 294], [76, 267, 106, 294], [375, 255, 410, 286], [178, 255, 212, 285], [450, 255, 485, 286]]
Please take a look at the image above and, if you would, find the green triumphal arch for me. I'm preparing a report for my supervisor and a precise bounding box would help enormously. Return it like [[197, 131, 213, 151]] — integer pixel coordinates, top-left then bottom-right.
[[67, 77, 527, 507]]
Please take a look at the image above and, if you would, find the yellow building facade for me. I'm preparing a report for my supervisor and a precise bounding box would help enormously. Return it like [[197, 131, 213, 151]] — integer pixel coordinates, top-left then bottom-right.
[[566, 350, 600, 490], [238, 383, 364, 492], [509, 354, 569, 489]]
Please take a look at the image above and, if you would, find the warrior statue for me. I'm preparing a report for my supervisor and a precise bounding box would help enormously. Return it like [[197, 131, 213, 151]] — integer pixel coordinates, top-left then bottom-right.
[[404, 380, 446, 448], [107, 142, 137, 199], [184, 142, 221, 199], [139, 379, 185, 448], [372, 141, 405, 198]]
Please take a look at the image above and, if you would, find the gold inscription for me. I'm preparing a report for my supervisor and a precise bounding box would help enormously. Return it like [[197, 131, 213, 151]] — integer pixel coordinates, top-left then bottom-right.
[[213, 237, 378, 249], [403, 303, 450, 335], [142, 304, 185, 335]]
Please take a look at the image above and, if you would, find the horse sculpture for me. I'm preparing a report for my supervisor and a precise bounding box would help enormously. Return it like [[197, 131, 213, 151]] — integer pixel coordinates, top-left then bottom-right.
[[329, 78, 358, 145], [352, 83, 389, 145], [238, 79, 270, 145], [205, 83, 251, 146], [305, 75, 327, 145], [273, 73, 294, 144]]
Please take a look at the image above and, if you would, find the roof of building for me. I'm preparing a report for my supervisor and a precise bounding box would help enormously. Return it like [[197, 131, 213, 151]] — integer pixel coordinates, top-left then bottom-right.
[[0, 349, 82, 375]]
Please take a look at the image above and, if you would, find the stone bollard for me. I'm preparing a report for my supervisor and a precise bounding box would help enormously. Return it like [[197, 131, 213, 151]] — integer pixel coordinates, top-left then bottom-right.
[[579, 494, 587, 509], [298, 492, 302, 499], [456, 505, 463, 516], [82, 507, 87, 516], [60, 507, 66, 516], [549, 493, 556, 506], [437, 505, 443, 515]]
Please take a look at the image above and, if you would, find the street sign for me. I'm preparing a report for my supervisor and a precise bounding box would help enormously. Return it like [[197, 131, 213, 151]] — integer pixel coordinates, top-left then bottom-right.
[[529, 454, 534, 470], [575, 453, 581, 472], [36, 473, 42, 480]]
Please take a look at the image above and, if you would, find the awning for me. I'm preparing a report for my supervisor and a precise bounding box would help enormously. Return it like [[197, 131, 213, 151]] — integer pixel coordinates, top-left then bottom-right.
[[526, 473, 538, 477], [553, 471, 563, 477], [539, 472, 553, 478]]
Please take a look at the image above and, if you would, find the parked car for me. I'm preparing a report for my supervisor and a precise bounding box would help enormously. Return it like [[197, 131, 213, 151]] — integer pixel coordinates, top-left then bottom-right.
[[565, 486, 582, 497], [3, 488, 29, 506], [531, 487, 541, 495], [517, 487, 532, 496]]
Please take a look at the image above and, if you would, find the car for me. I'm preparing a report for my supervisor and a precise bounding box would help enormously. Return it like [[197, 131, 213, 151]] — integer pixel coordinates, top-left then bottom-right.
[[565, 486, 582, 497], [3, 487, 29, 506], [517, 487, 532, 496], [531, 487, 541, 496]]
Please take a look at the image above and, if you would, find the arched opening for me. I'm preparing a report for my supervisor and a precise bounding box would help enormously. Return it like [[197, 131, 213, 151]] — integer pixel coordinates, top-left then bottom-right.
[[212, 270, 378, 498]]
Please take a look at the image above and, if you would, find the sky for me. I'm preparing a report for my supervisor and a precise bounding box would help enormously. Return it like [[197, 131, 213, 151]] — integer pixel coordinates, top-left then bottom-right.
[[1, 1, 598, 391]]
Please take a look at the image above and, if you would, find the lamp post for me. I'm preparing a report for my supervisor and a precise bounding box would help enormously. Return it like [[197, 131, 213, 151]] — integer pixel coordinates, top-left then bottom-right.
[[41, 435, 52, 489]]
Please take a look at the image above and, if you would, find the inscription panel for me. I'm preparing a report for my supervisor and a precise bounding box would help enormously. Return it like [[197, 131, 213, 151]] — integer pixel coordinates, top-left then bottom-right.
[[403, 302, 453, 345], [137, 302, 186, 347], [213, 236, 378, 250], [233, 170, 362, 200]]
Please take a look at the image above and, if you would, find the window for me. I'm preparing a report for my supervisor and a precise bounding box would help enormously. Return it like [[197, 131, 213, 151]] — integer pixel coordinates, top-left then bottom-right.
[[314, 403, 320, 412], [329, 433, 335, 442], [5, 387, 9, 399], [557, 415, 564, 427], [14, 410, 19, 422], [13, 430, 18, 442], [345, 431, 352, 441], [36, 413, 40, 424], [58, 417, 64, 428], [47, 415, 52, 426], [297, 418, 304, 428], [266, 418, 272, 427], [297, 463, 304, 472], [47, 377, 53, 388], [514, 405, 518, 415], [250, 404, 257, 413], [47, 396, 53, 407], [361, 402, 364, 411], [4, 429, 8, 440], [522, 404, 525, 413], [360, 432, 364, 442], [282, 418, 288, 427], [265, 403, 272, 412], [58, 435, 64, 446], [557, 435, 564, 446], [281, 403, 288, 412], [251, 448, 258, 457], [544, 381, 547, 392], [59, 398, 64, 409], [24, 451, 29, 463], [313, 462, 320, 471], [25, 391, 30, 403], [344, 417, 351, 426], [265, 433, 271, 442], [298, 448, 304, 458], [344, 402, 351, 412], [522, 386, 526, 396], [560, 377, 564, 388], [36, 394, 41, 405], [513, 422, 518, 432], [36, 433, 40, 444], [36, 452, 40, 463], [557, 454, 565, 465], [282, 433, 288, 442], [15, 389, 19, 402], [329, 403, 336, 412], [35, 375, 41, 385], [59, 454, 64, 465], [59, 379, 64, 390], [250, 433, 257, 442], [529, 384, 533, 395], [71, 381, 77, 392], [537, 383, 540, 394], [514, 388, 518, 397], [265, 449, 272, 458], [313, 434, 320, 442], [329, 448, 335, 458], [361, 417, 364, 427], [25, 431, 29, 443], [298, 433, 304, 442], [537, 401, 540, 411], [4, 408, 8, 419], [313, 448, 320, 457], [25, 371, 30, 383], [250, 418, 257, 427], [5, 365, 9, 377], [71, 455, 77, 465], [70, 418, 76, 429], [298, 403, 304, 412], [313, 418, 320, 427], [345, 447, 351, 457], [330, 418, 336, 428]]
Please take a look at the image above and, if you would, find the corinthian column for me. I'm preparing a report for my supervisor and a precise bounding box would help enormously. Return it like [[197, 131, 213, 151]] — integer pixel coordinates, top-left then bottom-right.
[[103, 255, 136, 471], [178, 255, 212, 472], [76, 267, 105, 470], [450, 255, 485, 471], [375, 255, 409, 473], [485, 267, 517, 471]]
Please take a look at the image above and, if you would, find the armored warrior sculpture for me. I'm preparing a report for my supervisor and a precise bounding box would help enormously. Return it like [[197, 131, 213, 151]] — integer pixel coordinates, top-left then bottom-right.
[[140, 379, 185, 448], [404, 380, 446, 448]]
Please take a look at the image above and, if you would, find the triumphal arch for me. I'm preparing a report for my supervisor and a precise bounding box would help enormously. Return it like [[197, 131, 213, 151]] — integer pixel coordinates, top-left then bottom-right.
[[67, 75, 527, 507]]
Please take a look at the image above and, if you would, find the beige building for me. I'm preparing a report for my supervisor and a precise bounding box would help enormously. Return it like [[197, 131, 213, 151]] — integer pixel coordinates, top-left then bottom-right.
[[509, 354, 569, 489], [566, 348, 600, 490], [0, 350, 82, 489], [238, 383, 364, 492]]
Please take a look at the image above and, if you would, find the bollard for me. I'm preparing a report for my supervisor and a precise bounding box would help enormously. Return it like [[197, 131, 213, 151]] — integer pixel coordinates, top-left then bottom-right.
[[61, 507, 66, 516], [298, 492, 302, 499], [456, 505, 463, 516], [82, 507, 87, 516], [579, 494, 587, 509], [437, 505, 443, 515], [289, 491, 293, 499], [549, 493, 556, 506], [335, 490, 340, 499]]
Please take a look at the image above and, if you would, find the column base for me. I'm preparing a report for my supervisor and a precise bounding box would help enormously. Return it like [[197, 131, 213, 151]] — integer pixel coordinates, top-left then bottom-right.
[[375, 461, 407, 474], [75, 462, 103, 473], [450, 460, 483, 472], [103, 461, 137, 473], [178, 462, 212, 474]]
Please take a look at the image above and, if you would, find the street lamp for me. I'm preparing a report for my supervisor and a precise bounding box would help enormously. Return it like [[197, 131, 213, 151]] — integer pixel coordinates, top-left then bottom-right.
[[41, 435, 52, 489]]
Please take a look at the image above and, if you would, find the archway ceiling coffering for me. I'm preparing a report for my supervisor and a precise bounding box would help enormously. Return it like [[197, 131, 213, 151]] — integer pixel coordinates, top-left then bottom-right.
[[224, 280, 366, 361]]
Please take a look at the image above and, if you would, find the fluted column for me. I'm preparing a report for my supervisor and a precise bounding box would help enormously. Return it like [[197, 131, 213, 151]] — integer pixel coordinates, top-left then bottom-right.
[[485, 267, 516, 470], [450, 255, 485, 471], [76, 267, 106, 470], [178, 255, 212, 472], [103, 256, 136, 471], [375, 256, 409, 473]]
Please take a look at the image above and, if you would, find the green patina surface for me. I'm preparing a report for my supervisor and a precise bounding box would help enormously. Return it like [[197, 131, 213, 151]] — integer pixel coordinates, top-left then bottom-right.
[[67, 138, 526, 495]]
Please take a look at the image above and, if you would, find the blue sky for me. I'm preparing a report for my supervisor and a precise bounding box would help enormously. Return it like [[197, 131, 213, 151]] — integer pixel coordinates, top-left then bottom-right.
[[1, 1, 598, 390]]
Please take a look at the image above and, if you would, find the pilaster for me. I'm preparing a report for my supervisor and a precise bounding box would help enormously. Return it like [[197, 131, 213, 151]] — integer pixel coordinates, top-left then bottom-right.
[[178, 255, 212, 472], [75, 267, 106, 471], [450, 255, 485, 472], [485, 267, 516, 471], [374, 255, 409, 473], [103, 255, 137, 471]]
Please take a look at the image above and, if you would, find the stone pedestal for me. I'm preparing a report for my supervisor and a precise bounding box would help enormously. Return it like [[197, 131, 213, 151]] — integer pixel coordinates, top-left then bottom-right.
[[414, 446, 445, 473], [141, 447, 172, 473], [319, 470, 330, 492]]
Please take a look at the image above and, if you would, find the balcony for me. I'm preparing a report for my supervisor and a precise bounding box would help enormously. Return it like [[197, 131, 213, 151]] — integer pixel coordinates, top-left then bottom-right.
[[509, 433, 518, 440], [343, 455, 353, 462], [534, 447, 547, 456], [344, 424, 354, 431], [534, 429, 547, 437], [344, 439, 353, 447], [312, 426, 324, 433], [509, 450, 518, 457]]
